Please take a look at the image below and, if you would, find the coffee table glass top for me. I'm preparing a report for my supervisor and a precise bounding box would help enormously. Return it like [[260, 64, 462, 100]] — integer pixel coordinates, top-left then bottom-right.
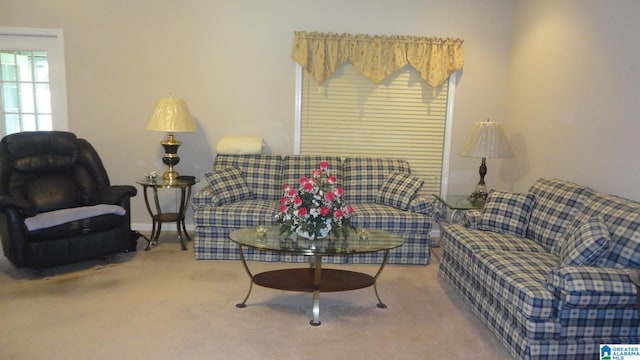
[[229, 226, 404, 256]]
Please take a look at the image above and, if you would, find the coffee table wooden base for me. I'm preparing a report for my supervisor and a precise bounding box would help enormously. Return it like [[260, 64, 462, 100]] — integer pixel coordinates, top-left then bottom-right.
[[235, 249, 390, 326]]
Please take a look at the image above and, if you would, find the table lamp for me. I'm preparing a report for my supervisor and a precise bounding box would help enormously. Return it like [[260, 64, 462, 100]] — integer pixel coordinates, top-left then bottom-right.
[[460, 119, 513, 203], [145, 96, 196, 181]]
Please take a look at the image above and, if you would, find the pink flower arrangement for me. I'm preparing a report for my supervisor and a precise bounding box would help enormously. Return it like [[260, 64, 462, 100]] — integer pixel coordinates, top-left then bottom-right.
[[276, 161, 354, 240]]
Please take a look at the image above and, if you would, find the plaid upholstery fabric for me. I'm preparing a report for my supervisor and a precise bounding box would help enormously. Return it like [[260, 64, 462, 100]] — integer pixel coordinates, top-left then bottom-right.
[[527, 178, 594, 253], [441, 238, 640, 359], [193, 200, 277, 228], [548, 266, 639, 339], [559, 216, 610, 266], [567, 193, 640, 268], [349, 203, 431, 233], [461, 209, 481, 229], [374, 172, 424, 210], [204, 167, 255, 206], [438, 180, 640, 360], [408, 195, 433, 215], [342, 157, 411, 204], [478, 191, 536, 237], [473, 251, 558, 320], [214, 154, 282, 200], [191, 186, 215, 208], [194, 226, 280, 262], [282, 155, 343, 189], [546, 266, 637, 308], [193, 155, 432, 265], [439, 224, 545, 290]]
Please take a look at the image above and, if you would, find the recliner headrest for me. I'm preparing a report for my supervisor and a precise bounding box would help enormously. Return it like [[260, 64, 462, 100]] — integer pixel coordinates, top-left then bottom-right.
[[5, 131, 78, 173]]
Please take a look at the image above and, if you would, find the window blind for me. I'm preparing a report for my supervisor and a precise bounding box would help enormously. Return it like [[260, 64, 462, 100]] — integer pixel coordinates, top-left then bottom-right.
[[300, 62, 449, 197]]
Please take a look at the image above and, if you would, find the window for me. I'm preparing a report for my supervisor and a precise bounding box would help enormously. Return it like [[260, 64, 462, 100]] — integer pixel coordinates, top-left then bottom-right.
[[0, 27, 68, 136], [295, 63, 456, 197]]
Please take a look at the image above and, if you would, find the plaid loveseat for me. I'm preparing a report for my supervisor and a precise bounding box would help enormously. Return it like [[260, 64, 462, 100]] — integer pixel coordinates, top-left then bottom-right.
[[438, 178, 640, 360], [192, 154, 433, 264]]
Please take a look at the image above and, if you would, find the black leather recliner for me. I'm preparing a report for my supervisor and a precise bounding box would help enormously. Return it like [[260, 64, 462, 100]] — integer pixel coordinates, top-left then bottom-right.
[[0, 131, 138, 268]]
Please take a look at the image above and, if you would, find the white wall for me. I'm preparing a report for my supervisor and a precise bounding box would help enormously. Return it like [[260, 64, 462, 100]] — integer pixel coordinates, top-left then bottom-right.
[[501, 0, 640, 201], [1, 0, 515, 225]]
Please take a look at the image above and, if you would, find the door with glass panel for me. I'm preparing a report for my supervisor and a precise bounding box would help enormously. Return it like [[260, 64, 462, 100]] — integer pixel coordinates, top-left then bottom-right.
[[0, 28, 68, 136]]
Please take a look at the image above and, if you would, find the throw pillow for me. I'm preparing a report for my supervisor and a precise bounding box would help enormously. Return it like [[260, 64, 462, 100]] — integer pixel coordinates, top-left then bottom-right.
[[375, 172, 424, 210], [560, 216, 610, 266], [477, 191, 536, 237], [205, 167, 255, 206]]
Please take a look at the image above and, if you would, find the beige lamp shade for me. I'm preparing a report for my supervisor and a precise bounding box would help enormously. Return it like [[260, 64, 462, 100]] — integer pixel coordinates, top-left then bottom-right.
[[460, 119, 513, 159], [145, 97, 196, 132]]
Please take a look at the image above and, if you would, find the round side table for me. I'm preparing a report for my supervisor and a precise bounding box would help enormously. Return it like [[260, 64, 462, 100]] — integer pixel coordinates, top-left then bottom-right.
[[136, 177, 197, 251]]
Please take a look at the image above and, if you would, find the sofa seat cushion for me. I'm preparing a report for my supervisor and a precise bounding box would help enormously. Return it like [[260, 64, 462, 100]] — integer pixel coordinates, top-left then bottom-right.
[[444, 224, 546, 256], [349, 203, 431, 233], [26, 213, 127, 242], [24, 204, 126, 231], [473, 250, 558, 320], [192, 200, 278, 228], [527, 178, 594, 253]]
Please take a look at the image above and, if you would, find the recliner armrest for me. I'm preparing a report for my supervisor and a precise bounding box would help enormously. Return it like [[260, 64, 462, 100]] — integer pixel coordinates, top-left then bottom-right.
[[90, 185, 137, 205], [0, 195, 35, 216], [545, 265, 637, 308]]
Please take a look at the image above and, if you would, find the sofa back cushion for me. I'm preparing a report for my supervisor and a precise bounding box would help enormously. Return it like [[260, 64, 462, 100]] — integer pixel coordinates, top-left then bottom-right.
[[204, 167, 256, 206], [477, 191, 536, 238], [342, 157, 411, 204], [527, 178, 594, 253], [282, 155, 343, 192], [567, 193, 640, 268], [213, 154, 282, 201]]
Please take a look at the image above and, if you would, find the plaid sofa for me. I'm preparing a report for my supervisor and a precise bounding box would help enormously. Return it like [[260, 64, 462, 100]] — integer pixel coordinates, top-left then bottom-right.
[[438, 178, 640, 359], [192, 155, 433, 264]]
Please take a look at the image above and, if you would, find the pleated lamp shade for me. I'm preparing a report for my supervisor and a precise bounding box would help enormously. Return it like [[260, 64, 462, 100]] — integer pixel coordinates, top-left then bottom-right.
[[460, 119, 513, 159]]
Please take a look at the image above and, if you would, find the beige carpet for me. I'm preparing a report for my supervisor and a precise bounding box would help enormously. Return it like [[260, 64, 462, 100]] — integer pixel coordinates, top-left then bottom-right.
[[0, 233, 513, 360]]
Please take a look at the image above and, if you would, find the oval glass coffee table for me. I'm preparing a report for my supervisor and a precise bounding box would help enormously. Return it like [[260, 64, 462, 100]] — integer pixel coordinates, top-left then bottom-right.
[[229, 226, 405, 326]]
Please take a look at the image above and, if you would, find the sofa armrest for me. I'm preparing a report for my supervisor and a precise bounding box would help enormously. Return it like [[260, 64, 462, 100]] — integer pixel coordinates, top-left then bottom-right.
[[409, 196, 433, 215], [191, 185, 216, 209], [462, 209, 482, 229], [545, 265, 637, 308]]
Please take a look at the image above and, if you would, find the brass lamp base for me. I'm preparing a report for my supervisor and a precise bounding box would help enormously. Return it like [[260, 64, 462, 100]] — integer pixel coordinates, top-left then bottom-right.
[[161, 133, 181, 181], [163, 166, 180, 181]]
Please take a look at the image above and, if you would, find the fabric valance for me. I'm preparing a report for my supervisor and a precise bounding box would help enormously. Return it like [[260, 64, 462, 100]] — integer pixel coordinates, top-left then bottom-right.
[[291, 31, 464, 88]]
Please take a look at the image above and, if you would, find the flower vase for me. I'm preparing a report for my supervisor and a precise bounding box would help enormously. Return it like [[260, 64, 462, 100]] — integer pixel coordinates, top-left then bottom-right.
[[296, 224, 331, 240]]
